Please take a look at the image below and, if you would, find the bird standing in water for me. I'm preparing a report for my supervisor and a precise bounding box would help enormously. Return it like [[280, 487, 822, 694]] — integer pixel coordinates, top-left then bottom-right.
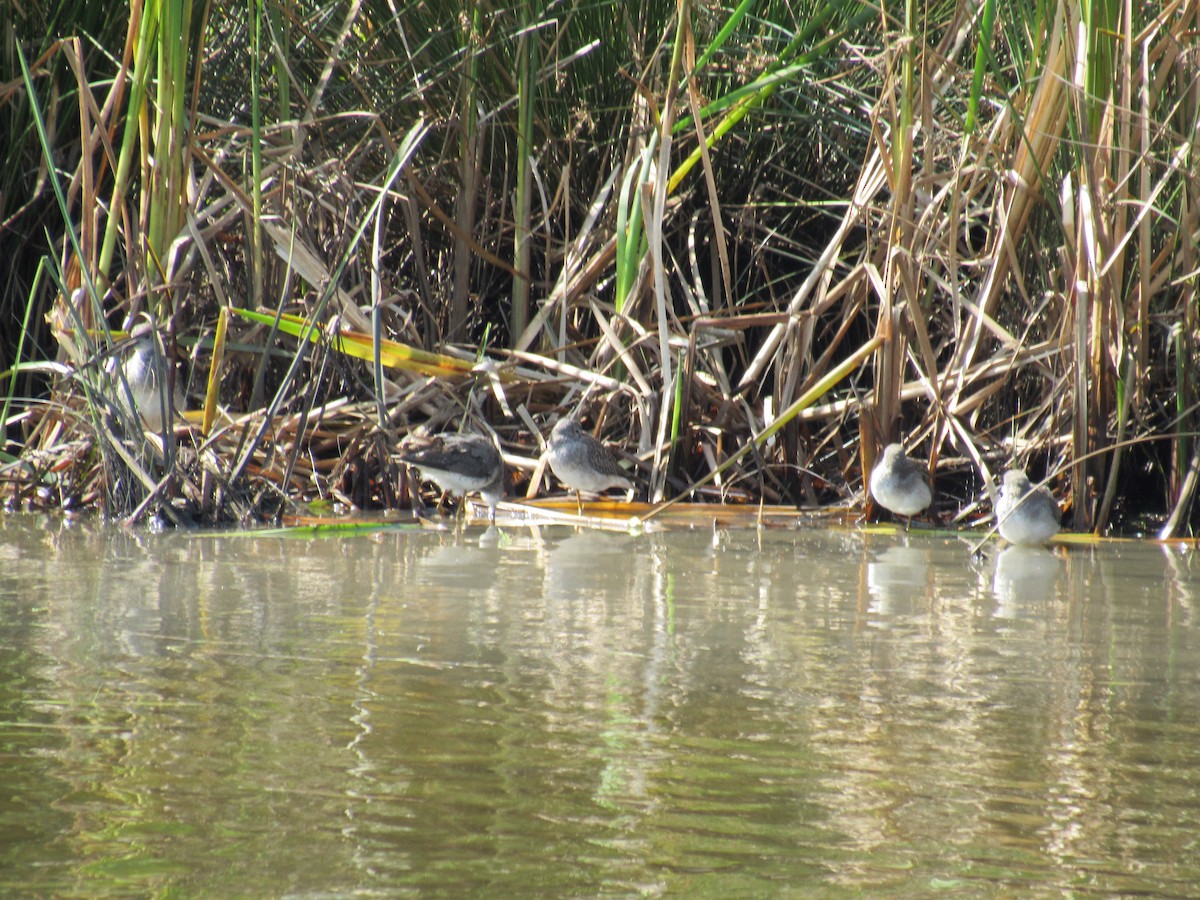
[[995, 469, 1060, 546], [398, 432, 504, 523], [868, 443, 932, 529]]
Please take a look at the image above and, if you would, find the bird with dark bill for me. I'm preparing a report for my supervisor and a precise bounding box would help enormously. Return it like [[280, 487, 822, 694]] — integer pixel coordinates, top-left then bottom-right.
[[869, 442, 931, 527], [994, 469, 1061, 546], [398, 432, 504, 523], [114, 321, 185, 433], [546, 417, 634, 514]]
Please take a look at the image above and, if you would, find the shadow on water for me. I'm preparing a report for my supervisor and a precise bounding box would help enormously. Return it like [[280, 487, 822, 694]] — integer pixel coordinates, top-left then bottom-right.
[[2, 516, 1200, 895]]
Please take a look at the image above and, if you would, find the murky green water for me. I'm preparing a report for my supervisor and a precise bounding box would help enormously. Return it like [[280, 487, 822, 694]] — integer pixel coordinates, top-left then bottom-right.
[[2, 516, 1200, 896]]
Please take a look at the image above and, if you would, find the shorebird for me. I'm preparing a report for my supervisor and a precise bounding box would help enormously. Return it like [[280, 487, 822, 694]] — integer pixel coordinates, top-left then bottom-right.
[[995, 469, 1061, 546], [114, 322, 184, 433], [868, 443, 931, 528], [546, 417, 634, 514], [398, 432, 504, 523]]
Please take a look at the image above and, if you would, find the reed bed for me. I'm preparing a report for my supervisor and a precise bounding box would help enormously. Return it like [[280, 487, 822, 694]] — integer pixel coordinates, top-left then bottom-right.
[[1, 1, 1197, 535]]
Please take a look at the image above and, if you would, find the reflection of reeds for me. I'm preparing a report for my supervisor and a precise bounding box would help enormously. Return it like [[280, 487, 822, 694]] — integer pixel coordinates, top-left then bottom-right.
[[2, 2, 1197, 534]]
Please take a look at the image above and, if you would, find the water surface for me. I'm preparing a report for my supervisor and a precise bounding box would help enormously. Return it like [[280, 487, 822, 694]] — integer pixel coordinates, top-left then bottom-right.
[[2, 516, 1199, 896]]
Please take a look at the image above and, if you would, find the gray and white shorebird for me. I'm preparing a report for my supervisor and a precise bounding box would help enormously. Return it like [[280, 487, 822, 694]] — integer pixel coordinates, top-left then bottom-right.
[[113, 322, 185, 433], [868, 442, 932, 527], [546, 417, 634, 514], [995, 469, 1061, 546], [397, 432, 504, 523]]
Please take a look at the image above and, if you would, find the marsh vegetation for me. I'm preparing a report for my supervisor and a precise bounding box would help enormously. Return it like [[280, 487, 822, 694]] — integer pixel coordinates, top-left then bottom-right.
[[1, 1, 1197, 535]]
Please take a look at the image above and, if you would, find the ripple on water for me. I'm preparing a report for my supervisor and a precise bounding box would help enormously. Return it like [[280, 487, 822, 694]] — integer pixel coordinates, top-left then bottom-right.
[[2, 524, 1200, 896]]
